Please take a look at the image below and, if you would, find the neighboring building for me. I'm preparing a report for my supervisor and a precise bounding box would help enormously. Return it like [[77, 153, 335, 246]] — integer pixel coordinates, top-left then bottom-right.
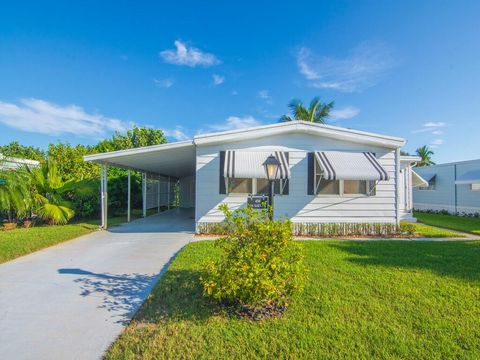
[[84, 121, 423, 232], [0, 154, 40, 170], [413, 159, 480, 214]]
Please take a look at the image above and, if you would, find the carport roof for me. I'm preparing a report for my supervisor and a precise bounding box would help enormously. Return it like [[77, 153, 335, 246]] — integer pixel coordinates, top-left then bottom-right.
[[83, 140, 196, 178]]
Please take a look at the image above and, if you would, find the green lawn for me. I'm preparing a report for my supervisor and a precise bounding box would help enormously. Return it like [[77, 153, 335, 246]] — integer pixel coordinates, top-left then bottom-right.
[[0, 215, 126, 263], [107, 240, 480, 359], [409, 222, 464, 238], [415, 211, 480, 235]]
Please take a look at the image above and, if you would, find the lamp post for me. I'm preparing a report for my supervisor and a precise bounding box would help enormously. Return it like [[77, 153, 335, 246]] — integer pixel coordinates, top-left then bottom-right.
[[263, 154, 280, 220]]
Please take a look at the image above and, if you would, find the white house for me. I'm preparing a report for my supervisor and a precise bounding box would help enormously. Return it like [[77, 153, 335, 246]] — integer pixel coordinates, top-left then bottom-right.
[[84, 121, 424, 233], [0, 154, 39, 170], [413, 159, 480, 214]]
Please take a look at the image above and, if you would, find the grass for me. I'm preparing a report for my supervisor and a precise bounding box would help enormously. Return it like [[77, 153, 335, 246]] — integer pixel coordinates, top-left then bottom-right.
[[0, 215, 126, 264], [415, 211, 480, 235], [106, 240, 480, 359], [409, 222, 465, 238]]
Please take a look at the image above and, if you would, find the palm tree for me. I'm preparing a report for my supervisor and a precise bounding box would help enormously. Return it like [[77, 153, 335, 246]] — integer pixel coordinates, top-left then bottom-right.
[[0, 168, 31, 223], [29, 160, 93, 225], [415, 145, 435, 167], [280, 97, 334, 124]]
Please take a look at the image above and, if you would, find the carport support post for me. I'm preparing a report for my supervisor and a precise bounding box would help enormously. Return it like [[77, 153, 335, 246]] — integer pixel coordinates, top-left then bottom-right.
[[127, 170, 131, 222], [100, 164, 108, 230], [142, 172, 147, 217]]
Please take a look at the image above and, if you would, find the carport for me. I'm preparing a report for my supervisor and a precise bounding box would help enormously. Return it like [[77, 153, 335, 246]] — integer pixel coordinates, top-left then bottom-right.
[[84, 140, 196, 229]]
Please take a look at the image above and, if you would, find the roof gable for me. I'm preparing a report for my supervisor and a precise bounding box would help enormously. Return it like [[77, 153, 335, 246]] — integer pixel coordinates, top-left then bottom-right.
[[194, 121, 405, 149]]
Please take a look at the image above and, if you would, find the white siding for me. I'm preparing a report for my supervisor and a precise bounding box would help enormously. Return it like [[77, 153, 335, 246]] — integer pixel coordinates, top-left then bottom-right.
[[195, 133, 397, 229]]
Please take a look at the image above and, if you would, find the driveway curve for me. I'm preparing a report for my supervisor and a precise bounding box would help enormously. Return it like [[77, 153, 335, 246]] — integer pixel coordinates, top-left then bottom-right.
[[0, 208, 194, 360]]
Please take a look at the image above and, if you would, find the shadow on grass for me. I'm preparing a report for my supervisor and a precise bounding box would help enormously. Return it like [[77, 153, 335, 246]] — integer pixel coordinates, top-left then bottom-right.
[[132, 268, 220, 324], [331, 241, 480, 282]]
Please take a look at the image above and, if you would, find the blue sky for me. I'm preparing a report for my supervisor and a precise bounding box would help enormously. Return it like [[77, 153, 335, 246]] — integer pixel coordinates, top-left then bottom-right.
[[0, 1, 479, 163]]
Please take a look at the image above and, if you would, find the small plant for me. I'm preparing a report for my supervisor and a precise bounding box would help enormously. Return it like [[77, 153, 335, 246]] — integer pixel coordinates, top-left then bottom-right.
[[201, 204, 305, 320], [399, 221, 416, 235]]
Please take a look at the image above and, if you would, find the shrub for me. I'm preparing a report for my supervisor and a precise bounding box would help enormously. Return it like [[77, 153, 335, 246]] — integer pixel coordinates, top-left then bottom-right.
[[201, 204, 305, 319], [399, 221, 416, 235]]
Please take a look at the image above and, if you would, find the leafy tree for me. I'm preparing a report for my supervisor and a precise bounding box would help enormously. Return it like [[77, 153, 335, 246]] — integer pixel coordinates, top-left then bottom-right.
[[47, 142, 98, 182], [415, 145, 435, 167], [96, 126, 167, 152], [0, 141, 45, 162], [0, 167, 31, 223], [281, 97, 334, 124], [29, 160, 94, 224], [400, 150, 411, 156]]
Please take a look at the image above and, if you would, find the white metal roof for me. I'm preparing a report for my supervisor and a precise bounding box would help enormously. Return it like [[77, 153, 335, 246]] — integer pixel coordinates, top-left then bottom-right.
[[195, 121, 406, 148], [83, 122, 406, 176]]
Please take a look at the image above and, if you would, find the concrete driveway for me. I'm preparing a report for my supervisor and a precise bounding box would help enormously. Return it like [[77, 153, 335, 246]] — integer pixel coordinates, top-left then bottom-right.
[[0, 208, 195, 360]]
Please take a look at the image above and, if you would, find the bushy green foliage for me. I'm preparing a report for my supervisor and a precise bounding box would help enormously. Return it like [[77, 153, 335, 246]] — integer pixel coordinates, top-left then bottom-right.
[[0, 141, 45, 162], [399, 221, 416, 235], [201, 205, 305, 316]]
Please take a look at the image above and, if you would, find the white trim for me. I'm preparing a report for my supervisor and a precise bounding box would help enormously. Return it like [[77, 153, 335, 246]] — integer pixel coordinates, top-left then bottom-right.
[[395, 148, 400, 226]]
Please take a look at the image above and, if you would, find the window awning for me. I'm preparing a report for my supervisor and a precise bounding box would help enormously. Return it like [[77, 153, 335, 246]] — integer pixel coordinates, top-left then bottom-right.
[[411, 170, 429, 187], [455, 170, 480, 184], [418, 173, 436, 182], [314, 151, 389, 181], [223, 150, 290, 179]]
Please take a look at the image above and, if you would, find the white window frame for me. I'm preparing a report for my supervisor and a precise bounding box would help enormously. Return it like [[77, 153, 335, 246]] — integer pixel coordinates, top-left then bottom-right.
[[418, 178, 436, 191], [226, 178, 287, 195], [314, 161, 376, 197]]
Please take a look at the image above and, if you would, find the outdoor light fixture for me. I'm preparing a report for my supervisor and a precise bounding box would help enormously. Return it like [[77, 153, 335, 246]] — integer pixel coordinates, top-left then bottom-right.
[[263, 154, 280, 219]]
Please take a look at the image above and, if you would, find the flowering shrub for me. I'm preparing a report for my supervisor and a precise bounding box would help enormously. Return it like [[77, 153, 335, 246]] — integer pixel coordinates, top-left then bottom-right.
[[201, 204, 305, 319]]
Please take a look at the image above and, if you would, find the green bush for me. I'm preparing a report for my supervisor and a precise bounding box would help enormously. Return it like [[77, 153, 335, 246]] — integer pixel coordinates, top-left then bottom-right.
[[399, 221, 416, 235], [201, 204, 305, 319]]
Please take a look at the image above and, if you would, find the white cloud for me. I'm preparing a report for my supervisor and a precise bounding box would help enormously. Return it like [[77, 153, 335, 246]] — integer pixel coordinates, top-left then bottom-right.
[[296, 43, 394, 92], [232, 90, 238, 95], [329, 106, 360, 120], [430, 138, 444, 148], [0, 98, 131, 137], [212, 74, 225, 86], [257, 90, 270, 99], [154, 78, 174, 88], [206, 115, 260, 132], [160, 40, 220, 67], [413, 121, 447, 134], [164, 127, 189, 141]]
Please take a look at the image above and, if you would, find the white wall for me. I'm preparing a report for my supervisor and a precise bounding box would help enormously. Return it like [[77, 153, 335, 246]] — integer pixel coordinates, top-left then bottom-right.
[[195, 133, 397, 229]]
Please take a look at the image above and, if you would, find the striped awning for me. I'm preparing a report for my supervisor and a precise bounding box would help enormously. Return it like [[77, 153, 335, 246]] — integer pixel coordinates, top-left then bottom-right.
[[223, 150, 290, 179], [314, 151, 389, 181], [455, 170, 480, 185]]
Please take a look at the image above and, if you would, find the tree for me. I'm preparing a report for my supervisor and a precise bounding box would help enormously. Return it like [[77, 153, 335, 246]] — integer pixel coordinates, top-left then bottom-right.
[[0, 141, 45, 162], [415, 145, 435, 167], [0, 167, 31, 223], [29, 160, 93, 224], [95, 126, 167, 153], [47, 142, 98, 182], [280, 97, 334, 124]]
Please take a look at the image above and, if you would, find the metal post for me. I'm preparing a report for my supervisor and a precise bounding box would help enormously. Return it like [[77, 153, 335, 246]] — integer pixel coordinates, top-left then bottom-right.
[[167, 176, 170, 210], [127, 170, 131, 222], [395, 148, 400, 226], [142, 172, 147, 217], [157, 176, 161, 213], [268, 180, 274, 220], [100, 164, 108, 230]]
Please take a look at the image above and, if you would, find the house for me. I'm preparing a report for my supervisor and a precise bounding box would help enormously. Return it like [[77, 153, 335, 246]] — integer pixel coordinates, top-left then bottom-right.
[[84, 121, 424, 234], [413, 159, 480, 215], [0, 154, 39, 170]]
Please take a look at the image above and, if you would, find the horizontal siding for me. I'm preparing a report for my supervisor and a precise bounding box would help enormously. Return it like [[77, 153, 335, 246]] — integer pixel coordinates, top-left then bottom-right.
[[195, 133, 397, 226]]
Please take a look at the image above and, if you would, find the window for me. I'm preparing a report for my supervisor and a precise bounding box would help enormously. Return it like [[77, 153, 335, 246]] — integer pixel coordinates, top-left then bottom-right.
[[228, 178, 252, 194], [314, 158, 374, 196], [471, 183, 480, 191], [316, 179, 340, 195], [227, 178, 286, 195]]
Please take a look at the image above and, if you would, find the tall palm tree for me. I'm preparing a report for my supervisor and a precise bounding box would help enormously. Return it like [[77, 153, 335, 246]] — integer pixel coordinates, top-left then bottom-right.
[[415, 145, 435, 167], [280, 97, 334, 123], [29, 160, 93, 225]]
